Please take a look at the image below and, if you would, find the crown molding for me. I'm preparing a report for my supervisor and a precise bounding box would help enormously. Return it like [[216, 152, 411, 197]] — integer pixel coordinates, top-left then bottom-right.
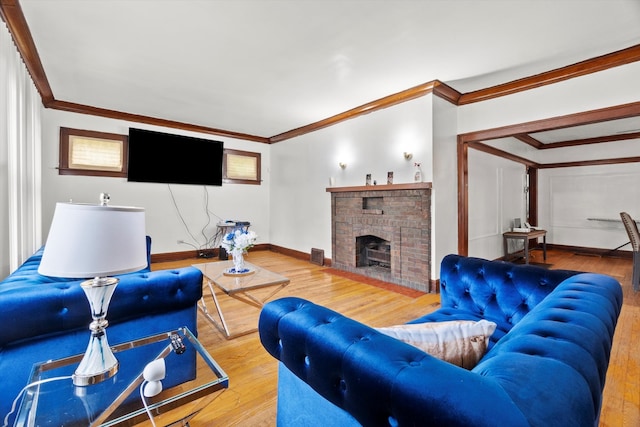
[[269, 80, 456, 143], [2, 0, 639, 144], [0, 0, 53, 103], [47, 99, 271, 143], [458, 44, 640, 105]]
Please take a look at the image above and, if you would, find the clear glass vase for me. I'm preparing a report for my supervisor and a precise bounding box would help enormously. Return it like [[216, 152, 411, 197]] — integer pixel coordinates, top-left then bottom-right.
[[232, 251, 245, 272]]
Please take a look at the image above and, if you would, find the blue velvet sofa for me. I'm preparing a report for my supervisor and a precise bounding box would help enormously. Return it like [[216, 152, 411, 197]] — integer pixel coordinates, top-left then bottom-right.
[[0, 237, 203, 422], [259, 254, 623, 427]]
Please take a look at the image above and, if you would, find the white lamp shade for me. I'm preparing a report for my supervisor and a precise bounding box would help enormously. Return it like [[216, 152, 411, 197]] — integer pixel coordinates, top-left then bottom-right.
[[38, 202, 147, 278]]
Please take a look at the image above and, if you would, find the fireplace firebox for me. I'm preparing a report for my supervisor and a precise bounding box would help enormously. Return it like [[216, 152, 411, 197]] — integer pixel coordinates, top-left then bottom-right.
[[357, 235, 391, 268]]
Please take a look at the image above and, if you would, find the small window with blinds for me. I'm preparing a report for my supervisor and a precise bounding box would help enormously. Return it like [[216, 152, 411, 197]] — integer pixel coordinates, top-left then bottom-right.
[[223, 149, 261, 185], [59, 127, 127, 177]]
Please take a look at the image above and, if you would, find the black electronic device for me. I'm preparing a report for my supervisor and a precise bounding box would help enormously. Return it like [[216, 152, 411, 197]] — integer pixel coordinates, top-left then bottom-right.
[[127, 128, 224, 186], [170, 333, 186, 354]]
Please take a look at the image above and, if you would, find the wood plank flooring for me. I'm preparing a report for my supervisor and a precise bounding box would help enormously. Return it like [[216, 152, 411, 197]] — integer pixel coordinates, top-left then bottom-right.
[[152, 249, 639, 427]]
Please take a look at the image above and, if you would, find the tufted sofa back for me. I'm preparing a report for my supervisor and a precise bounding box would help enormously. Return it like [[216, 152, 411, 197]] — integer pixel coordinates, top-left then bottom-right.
[[411, 254, 579, 346], [0, 236, 201, 347]]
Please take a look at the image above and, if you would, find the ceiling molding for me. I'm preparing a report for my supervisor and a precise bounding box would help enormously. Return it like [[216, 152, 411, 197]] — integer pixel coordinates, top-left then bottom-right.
[[2, 0, 639, 146], [536, 131, 640, 149], [467, 141, 539, 168], [0, 0, 53, 103], [459, 101, 640, 144], [269, 80, 447, 143], [47, 99, 271, 143], [432, 80, 462, 105], [538, 156, 640, 169], [514, 134, 544, 149], [462, 102, 640, 171], [458, 43, 640, 105]]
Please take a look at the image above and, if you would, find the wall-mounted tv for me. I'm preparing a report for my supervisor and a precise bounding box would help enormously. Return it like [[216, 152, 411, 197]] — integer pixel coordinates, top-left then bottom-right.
[[127, 128, 224, 186]]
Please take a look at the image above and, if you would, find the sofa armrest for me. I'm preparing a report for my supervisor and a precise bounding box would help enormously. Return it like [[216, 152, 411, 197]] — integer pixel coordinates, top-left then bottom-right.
[[259, 297, 529, 427]]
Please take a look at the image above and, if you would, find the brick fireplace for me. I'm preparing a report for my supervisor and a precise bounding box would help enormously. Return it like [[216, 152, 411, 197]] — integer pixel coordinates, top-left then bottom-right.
[[327, 183, 432, 292]]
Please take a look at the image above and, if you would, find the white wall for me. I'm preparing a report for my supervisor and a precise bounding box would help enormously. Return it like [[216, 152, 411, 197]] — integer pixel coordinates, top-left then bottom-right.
[[460, 61, 640, 259], [269, 96, 435, 266], [539, 163, 640, 250], [458, 61, 640, 135], [13, 59, 640, 278], [468, 150, 527, 259], [431, 96, 458, 275], [40, 109, 271, 255]]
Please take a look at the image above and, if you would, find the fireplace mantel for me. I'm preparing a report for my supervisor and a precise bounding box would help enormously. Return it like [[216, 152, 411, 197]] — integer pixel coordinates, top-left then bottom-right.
[[326, 182, 431, 193]]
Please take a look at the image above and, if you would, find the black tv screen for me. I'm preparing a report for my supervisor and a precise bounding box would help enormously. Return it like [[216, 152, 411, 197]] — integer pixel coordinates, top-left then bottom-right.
[[127, 128, 223, 186]]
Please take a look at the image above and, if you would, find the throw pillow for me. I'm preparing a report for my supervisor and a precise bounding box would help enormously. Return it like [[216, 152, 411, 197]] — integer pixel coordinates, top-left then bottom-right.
[[376, 320, 497, 369]]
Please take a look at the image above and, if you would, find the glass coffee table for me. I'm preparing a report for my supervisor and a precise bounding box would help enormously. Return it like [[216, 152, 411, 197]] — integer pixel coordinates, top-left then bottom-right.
[[193, 261, 290, 339], [12, 327, 228, 427]]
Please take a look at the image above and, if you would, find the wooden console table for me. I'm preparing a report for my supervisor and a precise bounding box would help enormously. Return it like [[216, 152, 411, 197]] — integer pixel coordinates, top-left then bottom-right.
[[503, 229, 547, 264]]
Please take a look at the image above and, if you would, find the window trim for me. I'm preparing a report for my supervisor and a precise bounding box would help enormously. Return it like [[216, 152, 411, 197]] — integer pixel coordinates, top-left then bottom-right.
[[223, 148, 261, 185], [59, 127, 128, 177]]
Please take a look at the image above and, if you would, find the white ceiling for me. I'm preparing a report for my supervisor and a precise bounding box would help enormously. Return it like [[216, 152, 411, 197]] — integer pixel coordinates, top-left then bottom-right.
[[18, 0, 640, 139]]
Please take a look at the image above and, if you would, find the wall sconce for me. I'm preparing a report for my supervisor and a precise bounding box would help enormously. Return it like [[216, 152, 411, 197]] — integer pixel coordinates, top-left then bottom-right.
[[403, 152, 413, 160], [339, 162, 347, 169]]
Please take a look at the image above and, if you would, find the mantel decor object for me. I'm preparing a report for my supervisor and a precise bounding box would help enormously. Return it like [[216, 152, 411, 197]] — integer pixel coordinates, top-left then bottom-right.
[[414, 162, 422, 182], [38, 193, 146, 386], [221, 228, 258, 275]]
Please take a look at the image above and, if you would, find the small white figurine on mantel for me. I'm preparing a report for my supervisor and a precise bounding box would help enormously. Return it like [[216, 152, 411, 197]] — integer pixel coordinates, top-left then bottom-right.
[[414, 162, 422, 182]]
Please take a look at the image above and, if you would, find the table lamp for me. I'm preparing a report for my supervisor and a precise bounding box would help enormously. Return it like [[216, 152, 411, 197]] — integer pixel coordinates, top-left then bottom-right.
[[38, 193, 146, 386]]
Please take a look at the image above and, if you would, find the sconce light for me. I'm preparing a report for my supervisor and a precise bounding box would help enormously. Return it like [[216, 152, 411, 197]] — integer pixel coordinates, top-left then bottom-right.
[[403, 152, 413, 160], [339, 162, 347, 169]]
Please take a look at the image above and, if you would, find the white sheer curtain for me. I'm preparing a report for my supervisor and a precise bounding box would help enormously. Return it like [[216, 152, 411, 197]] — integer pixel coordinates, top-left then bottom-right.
[[0, 21, 42, 277]]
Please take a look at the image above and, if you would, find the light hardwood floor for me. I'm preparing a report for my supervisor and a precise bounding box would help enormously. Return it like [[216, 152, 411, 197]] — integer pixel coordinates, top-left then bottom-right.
[[152, 248, 639, 427]]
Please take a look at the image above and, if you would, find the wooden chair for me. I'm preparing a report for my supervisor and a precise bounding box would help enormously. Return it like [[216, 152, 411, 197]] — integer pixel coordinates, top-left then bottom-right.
[[620, 212, 640, 292]]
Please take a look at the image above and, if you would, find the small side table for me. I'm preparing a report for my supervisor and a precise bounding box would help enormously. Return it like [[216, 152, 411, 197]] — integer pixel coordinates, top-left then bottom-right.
[[14, 327, 228, 427], [503, 229, 547, 264]]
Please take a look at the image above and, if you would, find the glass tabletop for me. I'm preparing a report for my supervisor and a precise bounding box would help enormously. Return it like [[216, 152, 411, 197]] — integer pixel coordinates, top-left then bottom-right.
[[13, 327, 228, 427], [193, 261, 289, 294]]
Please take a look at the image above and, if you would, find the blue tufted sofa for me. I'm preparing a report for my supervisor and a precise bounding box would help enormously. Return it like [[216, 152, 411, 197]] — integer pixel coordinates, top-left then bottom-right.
[[0, 237, 203, 422], [259, 254, 623, 427]]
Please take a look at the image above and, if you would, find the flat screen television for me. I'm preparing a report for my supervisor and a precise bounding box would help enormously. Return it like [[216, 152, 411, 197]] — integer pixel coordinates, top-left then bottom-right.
[[127, 128, 224, 186]]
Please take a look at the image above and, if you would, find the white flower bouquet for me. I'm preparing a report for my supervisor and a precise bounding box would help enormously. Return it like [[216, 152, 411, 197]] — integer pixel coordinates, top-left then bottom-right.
[[221, 229, 257, 273]]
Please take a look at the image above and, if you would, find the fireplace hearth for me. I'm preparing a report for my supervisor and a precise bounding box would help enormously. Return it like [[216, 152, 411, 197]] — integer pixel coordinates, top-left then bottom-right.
[[327, 183, 432, 292]]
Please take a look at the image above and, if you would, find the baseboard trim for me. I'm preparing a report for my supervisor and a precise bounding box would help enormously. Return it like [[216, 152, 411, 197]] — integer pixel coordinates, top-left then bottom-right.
[[150, 243, 334, 266]]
